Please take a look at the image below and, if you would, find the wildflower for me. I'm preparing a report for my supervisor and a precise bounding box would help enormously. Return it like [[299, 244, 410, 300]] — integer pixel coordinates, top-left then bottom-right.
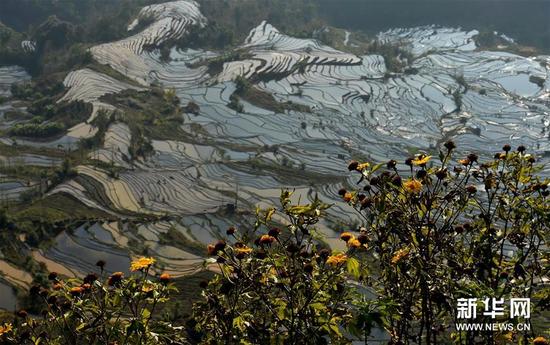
[[318, 248, 331, 259], [268, 227, 281, 237], [226, 226, 236, 235], [370, 176, 380, 186], [108, 272, 124, 286], [356, 162, 370, 171], [347, 160, 359, 171], [130, 257, 156, 272], [207, 244, 216, 256], [357, 234, 368, 244], [259, 235, 275, 245], [16, 310, 28, 318], [81, 283, 92, 293], [326, 253, 348, 266], [391, 248, 410, 265], [459, 158, 471, 166], [387, 159, 397, 169], [84, 273, 98, 284], [0, 323, 12, 336], [340, 232, 353, 242], [466, 185, 477, 194], [48, 272, 58, 281], [502, 144, 511, 152], [412, 155, 432, 166], [347, 238, 362, 249], [416, 170, 427, 179], [360, 197, 373, 210], [391, 175, 402, 186], [403, 179, 422, 194], [405, 158, 414, 166], [435, 168, 447, 180], [96, 260, 106, 269], [69, 286, 84, 297], [159, 273, 171, 284], [517, 145, 526, 153], [467, 153, 478, 163], [235, 245, 253, 259], [533, 337, 548, 345], [343, 192, 353, 202], [444, 140, 456, 151], [214, 240, 226, 252]]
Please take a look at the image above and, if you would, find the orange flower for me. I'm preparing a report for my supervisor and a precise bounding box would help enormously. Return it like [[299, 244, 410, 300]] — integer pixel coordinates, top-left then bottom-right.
[[340, 232, 353, 242], [403, 179, 422, 194], [343, 192, 353, 202], [69, 286, 84, 296], [391, 248, 410, 265], [0, 323, 12, 336], [130, 257, 156, 272], [412, 155, 432, 166], [326, 253, 348, 266], [159, 273, 171, 284], [533, 337, 548, 345], [459, 158, 471, 166], [108, 272, 124, 286], [259, 235, 276, 245]]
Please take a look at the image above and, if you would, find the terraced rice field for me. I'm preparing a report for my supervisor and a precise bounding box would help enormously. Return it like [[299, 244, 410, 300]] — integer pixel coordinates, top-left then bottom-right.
[[0, 0, 548, 312]]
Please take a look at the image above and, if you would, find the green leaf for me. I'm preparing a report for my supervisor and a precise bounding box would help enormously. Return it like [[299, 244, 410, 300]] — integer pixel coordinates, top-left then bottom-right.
[[347, 257, 360, 279]]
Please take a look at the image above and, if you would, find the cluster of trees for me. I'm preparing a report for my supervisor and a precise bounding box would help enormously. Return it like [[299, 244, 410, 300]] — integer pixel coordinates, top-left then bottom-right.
[[9, 122, 64, 138]]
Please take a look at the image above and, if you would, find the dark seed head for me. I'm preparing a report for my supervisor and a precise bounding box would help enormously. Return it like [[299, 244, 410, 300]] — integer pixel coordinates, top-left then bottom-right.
[[517, 145, 526, 153], [386, 160, 397, 169], [502, 144, 511, 152], [347, 160, 359, 171], [214, 240, 226, 252], [467, 153, 478, 163], [444, 140, 456, 151]]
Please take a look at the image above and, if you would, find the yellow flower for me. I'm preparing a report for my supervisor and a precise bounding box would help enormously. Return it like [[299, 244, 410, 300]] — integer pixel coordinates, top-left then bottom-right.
[[347, 238, 362, 249], [403, 179, 422, 193], [391, 248, 410, 265], [0, 323, 12, 336], [235, 245, 253, 259], [326, 253, 348, 266], [412, 155, 432, 166], [356, 162, 370, 171], [340, 232, 353, 242], [130, 257, 156, 272]]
